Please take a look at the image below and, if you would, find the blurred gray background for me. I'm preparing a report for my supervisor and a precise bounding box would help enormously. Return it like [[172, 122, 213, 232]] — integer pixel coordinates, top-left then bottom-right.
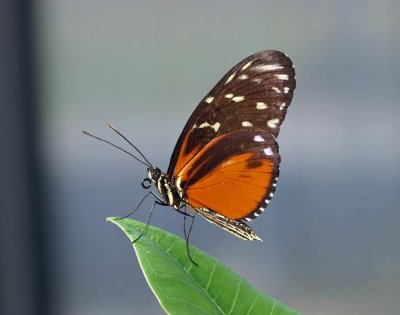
[[2, 1, 399, 314]]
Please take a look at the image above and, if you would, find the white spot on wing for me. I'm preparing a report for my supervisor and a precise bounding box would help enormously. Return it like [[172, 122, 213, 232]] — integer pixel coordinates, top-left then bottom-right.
[[225, 73, 236, 85], [225, 93, 234, 99], [212, 122, 221, 132], [275, 74, 289, 80], [242, 61, 253, 70], [259, 207, 265, 212], [269, 192, 274, 197], [279, 102, 286, 111], [256, 102, 268, 110], [263, 147, 273, 156], [242, 121, 253, 127], [267, 118, 279, 128], [232, 96, 245, 102], [239, 74, 248, 80], [199, 122, 210, 128], [253, 64, 283, 72], [284, 87, 290, 94], [198, 121, 220, 132], [254, 135, 265, 142], [205, 96, 214, 104], [272, 87, 281, 93]]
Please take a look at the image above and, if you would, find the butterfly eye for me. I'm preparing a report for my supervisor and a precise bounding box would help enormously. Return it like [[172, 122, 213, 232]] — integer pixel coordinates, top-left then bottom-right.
[[154, 168, 161, 179], [147, 167, 162, 181]]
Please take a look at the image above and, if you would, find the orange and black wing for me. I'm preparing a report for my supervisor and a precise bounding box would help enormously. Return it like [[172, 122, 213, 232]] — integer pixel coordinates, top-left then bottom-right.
[[167, 50, 296, 240], [176, 130, 280, 240]]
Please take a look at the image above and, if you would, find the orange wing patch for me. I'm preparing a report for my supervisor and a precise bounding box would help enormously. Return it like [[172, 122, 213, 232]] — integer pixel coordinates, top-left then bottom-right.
[[186, 153, 275, 220], [172, 129, 201, 177], [172, 125, 220, 177], [175, 130, 280, 221]]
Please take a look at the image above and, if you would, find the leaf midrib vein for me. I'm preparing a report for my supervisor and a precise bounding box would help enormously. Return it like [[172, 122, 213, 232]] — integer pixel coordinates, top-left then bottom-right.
[[131, 224, 226, 315]]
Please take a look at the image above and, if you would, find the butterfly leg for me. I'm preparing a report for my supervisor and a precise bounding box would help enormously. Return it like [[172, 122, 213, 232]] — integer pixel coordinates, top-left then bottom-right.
[[150, 190, 169, 205], [119, 191, 169, 243], [182, 208, 198, 266], [121, 190, 168, 219], [122, 190, 152, 218], [131, 199, 158, 244], [175, 207, 194, 217]]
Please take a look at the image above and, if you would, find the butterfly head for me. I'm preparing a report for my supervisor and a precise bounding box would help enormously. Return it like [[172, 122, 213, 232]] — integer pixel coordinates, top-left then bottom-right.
[[142, 167, 161, 189], [141, 167, 163, 189], [148, 167, 162, 181]]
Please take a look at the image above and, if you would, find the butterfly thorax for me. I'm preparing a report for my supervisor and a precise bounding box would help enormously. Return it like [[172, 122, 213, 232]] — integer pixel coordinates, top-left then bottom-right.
[[147, 167, 183, 210]]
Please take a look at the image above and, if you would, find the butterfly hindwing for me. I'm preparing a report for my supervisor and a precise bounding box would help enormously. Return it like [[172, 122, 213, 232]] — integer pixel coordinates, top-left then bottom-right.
[[176, 130, 280, 221]]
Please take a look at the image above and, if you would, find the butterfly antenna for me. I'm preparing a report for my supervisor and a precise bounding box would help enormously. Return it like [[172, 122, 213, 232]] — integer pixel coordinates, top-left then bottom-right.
[[82, 130, 150, 167], [108, 124, 153, 168]]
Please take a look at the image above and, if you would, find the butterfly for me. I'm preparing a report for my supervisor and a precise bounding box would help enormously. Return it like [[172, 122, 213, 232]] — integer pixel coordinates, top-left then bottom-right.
[[85, 50, 295, 247]]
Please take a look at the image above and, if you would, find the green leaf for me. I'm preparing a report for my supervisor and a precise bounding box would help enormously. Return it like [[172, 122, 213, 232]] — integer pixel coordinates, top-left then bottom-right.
[[107, 217, 301, 315]]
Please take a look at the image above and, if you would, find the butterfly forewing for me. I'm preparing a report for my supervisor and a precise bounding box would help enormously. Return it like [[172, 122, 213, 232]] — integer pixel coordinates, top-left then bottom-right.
[[167, 50, 295, 177], [166, 50, 296, 240]]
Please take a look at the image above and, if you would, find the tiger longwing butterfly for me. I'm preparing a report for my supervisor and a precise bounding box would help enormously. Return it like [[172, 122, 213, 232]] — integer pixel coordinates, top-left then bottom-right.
[[156, 50, 296, 241], [87, 50, 295, 243]]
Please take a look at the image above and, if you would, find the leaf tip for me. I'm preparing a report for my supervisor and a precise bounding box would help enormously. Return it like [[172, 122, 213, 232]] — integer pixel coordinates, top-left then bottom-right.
[[106, 216, 122, 224]]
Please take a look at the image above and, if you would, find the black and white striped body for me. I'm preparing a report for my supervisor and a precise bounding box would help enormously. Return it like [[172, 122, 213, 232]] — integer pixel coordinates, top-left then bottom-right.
[[148, 167, 182, 210]]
